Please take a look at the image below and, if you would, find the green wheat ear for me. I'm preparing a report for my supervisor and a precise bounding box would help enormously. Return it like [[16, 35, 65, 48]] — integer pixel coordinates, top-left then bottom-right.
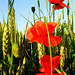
[[9, 7, 16, 43], [56, 14, 62, 36], [19, 31, 23, 45], [20, 57, 26, 74], [16, 64, 21, 75], [3, 24, 9, 58], [0, 22, 2, 50], [37, 43, 46, 64], [0, 22, 3, 62], [2, 24, 5, 32], [60, 46, 65, 71], [12, 42, 19, 58]]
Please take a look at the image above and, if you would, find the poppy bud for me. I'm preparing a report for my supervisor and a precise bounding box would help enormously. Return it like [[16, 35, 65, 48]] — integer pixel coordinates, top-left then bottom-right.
[[31, 7, 35, 13]]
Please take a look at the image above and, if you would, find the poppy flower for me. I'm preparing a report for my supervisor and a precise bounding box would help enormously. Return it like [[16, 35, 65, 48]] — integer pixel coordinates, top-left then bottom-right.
[[48, 0, 69, 10], [35, 55, 65, 75], [26, 21, 61, 47], [52, 4, 64, 10]]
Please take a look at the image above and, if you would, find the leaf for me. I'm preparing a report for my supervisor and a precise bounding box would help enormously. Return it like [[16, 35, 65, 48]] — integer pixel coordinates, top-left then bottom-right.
[[8, 0, 14, 15], [72, 54, 75, 57], [7, 16, 9, 28], [37, 0, 40, 7], [38, 7, 44, 17], [55, 68, 61, 74], [35, 17, 44, 21], [20, 13, 34, 26], [44, 16, 47, 24], [3, 14, 5, 25], [7, 54, 11, 65], [1, 60, 9, 67]]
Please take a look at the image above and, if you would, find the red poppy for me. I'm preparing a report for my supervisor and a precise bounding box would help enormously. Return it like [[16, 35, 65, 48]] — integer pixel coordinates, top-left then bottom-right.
[[61, 72, 65, 75], [35, 55, 65, 75], [52, 4, 63, 10], [48, 0, 69, 10], [26, 21, 61, 47]]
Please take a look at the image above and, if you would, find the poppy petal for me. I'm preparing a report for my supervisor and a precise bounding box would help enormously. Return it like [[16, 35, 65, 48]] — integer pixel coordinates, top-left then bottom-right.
[[48, 0, 64, 4], [39, 68, 45, 72], [52, 55, 61, 72], [40, 55, 61, 73], [31, 35, 48, 47], [34, 21, 47, 35], [28, 38, 35, 43], [34, 21, 57, 35], [47, 22, 57, 35], [35, 73, 50, 75], [30, 35, 61, 47], [26, 27, 39, 40], [50, 36, 61, 47], [61, 72, 65, 75], [53, 73, 60, 75], [40, 55, 51, 69], [52, 4, 64, 10], [36, 73, 60, 75], [59, 2, 69, 9]]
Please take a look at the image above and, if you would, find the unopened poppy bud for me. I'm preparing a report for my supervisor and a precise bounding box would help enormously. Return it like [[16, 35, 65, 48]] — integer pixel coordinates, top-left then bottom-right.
[[31, 7, 35, 13]]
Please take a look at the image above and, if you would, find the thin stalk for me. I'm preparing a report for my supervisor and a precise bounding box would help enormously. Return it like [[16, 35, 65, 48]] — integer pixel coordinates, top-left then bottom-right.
[[44, 16, 52, 75], [35, 13, 39, 19], [31, 12, 35, 58], [62, 8, 64, 23], [53, 6, 55, 22], [46, 0, 49, 21], [20, 14, 34, 26], [31, 43, 33, 57], [67, 0, 69, 27], [32, 12, 36, 62], [37, 0, 41, 21], [33, 13, 35, 24], [25, 50, 38, 72], [18, 14, 29, 71], [9, 45, 13, 75], [39, 8, 41, 21], [50, 5, 55, 23], [49, 3, 51, 22]]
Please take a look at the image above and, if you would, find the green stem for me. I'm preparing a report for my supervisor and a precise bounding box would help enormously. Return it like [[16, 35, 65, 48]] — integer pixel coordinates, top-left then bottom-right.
[[33, 13, 35, 24], [37, 0, 41, 21], [9, 66, 12, 75], [67, 0, 69, 27], [50, 5, 55, 23], [39, 8, 41, 21], [31, 43, 33, 58], [44, 16, 52, 75], [49, 3, 51, 22], [53, 5, 55, 22]]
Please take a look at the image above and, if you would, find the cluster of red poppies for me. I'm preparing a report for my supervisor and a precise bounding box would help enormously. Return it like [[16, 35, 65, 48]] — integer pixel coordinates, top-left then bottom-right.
[[26, 0, 69, 75]]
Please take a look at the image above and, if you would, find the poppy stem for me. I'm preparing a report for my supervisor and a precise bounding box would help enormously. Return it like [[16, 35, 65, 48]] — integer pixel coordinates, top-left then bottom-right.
[[44, 16, 52, 75]]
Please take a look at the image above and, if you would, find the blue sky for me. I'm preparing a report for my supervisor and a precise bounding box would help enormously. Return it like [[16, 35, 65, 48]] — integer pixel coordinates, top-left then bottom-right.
[[0, 0, 75, 33]]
